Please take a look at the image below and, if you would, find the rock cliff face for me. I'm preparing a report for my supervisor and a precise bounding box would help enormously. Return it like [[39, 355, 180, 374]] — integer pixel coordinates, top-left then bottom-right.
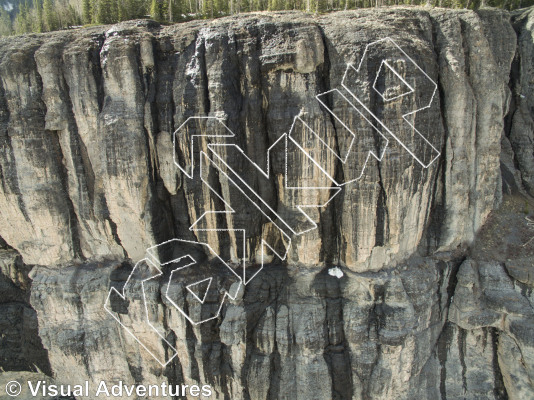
[[0, 6, 533, 400]]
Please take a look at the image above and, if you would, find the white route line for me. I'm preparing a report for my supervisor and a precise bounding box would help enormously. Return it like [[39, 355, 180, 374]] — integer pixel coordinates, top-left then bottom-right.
[[193, 149, 292, 283], [186, 277, 213, 304], [104, 257, 179, 367], [372, 60, 415, 102], [157, 239, 242, 326], [105, 37, 441, 361], [173, 116, 235, 178], [288, 109, 389, 186], [207, 133, 341, 237], [341, 37, 440, 168]]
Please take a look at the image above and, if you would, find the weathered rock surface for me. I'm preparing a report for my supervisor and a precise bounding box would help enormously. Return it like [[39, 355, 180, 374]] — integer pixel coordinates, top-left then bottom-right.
[[509, 8, 534, 197], [0, 6, 533, 400], [0, 249, 50, 374]]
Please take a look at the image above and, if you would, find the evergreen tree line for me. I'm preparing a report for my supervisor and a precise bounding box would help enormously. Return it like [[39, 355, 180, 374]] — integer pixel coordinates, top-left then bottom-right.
[[0, 0, 532, 36]]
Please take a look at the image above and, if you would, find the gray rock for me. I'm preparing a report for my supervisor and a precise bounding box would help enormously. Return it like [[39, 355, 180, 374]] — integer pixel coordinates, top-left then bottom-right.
[[0, 250, 50, 374], [0, 6, 533, 400], [510, 8, 534, 197]]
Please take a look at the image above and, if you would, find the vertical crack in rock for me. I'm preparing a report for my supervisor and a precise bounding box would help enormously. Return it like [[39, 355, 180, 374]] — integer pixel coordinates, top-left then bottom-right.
[[140, 35, 159, 184], [458, 17, 479, 237], [445, 257, 464, 316], [437, 322, 453, 400], [90, 34, 126, 253], [314, 269, 353, 400], [92, 34, 106, 114], [317, 25, 345, 266], [419, 16, 448, 253], [507, 9, 534, 196], [164, 351, 186, 400], [49, 128, 84, 260], [198, 33, 211, 116], [501, 48, 522, 192], [37, 40, 87, 261], [266, 324, 281, 400], [0, 78, 29, 223], [457, 326, 468, 394], [139, 34, 176, 247], [158, 36, 178, 135], [209, 164, 232, 261], [490, 327, 508, 400], [364, 51, 390, 250], [365, 282, 384, 396], [152, 33, 193, 250], [434, 255, 463, 395], [184, 300, 202, 384], [375, 164, 389, 248], [426, 81, 448, 251]]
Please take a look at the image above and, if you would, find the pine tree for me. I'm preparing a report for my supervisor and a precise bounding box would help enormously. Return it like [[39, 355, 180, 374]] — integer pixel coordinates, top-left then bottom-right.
[[14, 6, 25, 34], [83, 0, 92, 24], [316, 0, 327, 12], [43, 0, 57, 30], [214, 0, 226, 12], [96, 0, 117, 24], [0, 9, 12, 36], [0, 0, 532, 37], [167, 0, 173, 21], [117, 0, 125, 20], [33, 0, 43, 32], [202, 0, 213, 16], [15, 1, 33, 33], [133, 0, 146, 18], [150, 0, 163, 20]]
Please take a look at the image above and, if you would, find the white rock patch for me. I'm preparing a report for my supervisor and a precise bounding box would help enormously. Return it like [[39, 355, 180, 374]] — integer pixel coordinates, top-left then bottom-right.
[[328, 267, 344, 279]]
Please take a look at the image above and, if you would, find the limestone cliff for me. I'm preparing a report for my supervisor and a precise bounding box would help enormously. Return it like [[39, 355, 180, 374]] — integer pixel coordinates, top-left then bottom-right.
[[0, 6, 533, 400]]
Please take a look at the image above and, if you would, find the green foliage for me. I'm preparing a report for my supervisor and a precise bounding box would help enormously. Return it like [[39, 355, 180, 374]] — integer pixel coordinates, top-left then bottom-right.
[[0, 0, 533, 36], [0, 9, 12, 35], [30, 0, 43, 31], [43, 0, 56, 30], [150, 0, 162, 20], [167, 0, 182, 21], [82, 0, 92, 24], [14, 1, 29, 34], [96, 0, 118, 23]]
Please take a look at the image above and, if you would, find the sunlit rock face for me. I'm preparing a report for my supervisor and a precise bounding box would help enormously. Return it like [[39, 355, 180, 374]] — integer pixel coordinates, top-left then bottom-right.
[[0, 7, 533, 400]]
